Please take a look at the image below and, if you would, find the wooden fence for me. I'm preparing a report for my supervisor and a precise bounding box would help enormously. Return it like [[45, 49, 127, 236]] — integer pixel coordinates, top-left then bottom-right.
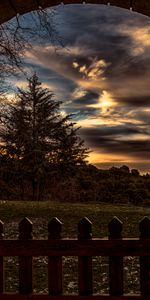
[[0, 216, 150, 299]]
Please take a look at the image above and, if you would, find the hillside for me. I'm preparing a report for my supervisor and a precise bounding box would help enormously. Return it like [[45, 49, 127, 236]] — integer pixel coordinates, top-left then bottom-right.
[[1, 159, 150, 204]]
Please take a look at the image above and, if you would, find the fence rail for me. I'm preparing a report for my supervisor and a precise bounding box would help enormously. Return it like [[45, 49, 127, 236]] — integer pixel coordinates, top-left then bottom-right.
[[0, 216, 150, 299]]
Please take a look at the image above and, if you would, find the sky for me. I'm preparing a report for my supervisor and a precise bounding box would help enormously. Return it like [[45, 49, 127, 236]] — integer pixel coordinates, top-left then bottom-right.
[[11, 4, 150, 173]]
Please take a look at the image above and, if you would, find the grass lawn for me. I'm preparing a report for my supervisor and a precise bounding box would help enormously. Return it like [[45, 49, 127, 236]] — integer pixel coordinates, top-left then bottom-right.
[[0, 200, 149, 237], [0, 200, 150, 294]]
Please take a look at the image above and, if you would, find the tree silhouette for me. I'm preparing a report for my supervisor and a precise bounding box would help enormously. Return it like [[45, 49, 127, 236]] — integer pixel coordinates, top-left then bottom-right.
[[0, 74, 89, 200]]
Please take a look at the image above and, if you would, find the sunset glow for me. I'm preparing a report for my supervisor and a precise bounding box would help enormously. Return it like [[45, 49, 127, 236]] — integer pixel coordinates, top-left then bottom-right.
[[7, 4, 150, 173]]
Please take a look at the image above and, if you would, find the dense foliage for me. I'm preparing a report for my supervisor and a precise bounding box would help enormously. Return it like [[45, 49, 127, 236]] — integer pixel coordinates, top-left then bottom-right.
[[74, 165, 150, 205], [0, 74, 89, 201], [0, 156, 150, 204]]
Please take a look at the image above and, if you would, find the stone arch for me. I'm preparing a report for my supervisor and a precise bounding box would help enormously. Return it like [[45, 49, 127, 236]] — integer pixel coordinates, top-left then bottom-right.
[[0, 0, 150, 25]]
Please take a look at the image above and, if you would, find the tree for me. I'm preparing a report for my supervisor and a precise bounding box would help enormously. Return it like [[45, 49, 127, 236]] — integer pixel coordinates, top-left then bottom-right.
[[131, 169, 140, 177], [119, 165, 130, 175], [0, 9, 63, 94], [0, 74, 89, 200]]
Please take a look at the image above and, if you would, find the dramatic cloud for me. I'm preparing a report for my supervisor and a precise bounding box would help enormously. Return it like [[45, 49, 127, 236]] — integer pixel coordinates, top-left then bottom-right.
[[80, 125, 150, 159], [11, 4, 150, 173]]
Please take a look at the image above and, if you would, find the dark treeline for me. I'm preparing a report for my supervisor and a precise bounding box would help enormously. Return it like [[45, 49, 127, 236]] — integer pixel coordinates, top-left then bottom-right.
[[0, 159, 150, 205]]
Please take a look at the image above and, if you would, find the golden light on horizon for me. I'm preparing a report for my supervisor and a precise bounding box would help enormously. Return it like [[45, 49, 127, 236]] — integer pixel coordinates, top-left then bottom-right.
[[88, 152, 131, 164], [88, 152, 148, 169], [78, 117, 122, 128]]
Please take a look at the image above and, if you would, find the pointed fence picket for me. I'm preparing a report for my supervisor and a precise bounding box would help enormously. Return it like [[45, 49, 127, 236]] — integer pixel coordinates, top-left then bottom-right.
[[0, 216, 150, 299], [108, 217, 123, 296], [139, 217, 150, 295], [48, 218, 63, 295], [78, 217, 93, 295], [19, 217, 33, 294]]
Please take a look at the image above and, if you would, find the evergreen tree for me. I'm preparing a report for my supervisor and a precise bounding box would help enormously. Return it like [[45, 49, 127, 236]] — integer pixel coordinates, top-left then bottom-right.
[[0, 74, 89, 200]]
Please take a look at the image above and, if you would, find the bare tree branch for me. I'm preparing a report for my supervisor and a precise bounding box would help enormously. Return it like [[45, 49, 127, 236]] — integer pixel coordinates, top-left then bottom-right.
[[0, 7, 64, 94]]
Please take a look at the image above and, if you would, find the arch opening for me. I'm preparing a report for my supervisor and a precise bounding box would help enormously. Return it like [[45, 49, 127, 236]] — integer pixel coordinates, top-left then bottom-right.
[[1, 0, 150, 25], [0, 5, 150, 176], [0, 2, 150, 176]]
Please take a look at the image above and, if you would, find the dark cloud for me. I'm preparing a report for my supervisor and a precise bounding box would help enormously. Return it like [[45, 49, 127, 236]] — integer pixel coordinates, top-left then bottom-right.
[[24, 5, 150, 110], [54, 4, 150, 45], [80, 125, 144, 137], [86, 135, 150, 159], [53, 5, 150, 111], [64, 105, 99, 118], [62, 89, 101, 117], [135, 111, 150, 125], [115, 96, 150, 107], [80, 125, 150, 159], [71, 90, 99, 106]]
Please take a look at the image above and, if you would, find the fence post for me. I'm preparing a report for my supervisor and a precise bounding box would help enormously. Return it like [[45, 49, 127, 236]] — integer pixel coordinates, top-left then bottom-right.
[[78, 217, 93, 295], [19, 217, 33, 294], [139, 217, 150, 295], [0, 221, 4, 293], [48, 217, 63, 295], [108, 216, 123, 296]]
